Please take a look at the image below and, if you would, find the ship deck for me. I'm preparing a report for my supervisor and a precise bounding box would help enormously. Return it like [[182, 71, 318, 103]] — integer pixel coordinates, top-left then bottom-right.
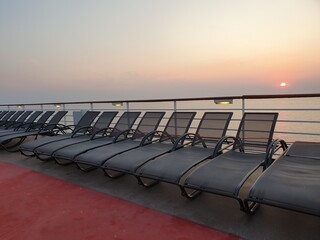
[[0, 150, 319, 240]]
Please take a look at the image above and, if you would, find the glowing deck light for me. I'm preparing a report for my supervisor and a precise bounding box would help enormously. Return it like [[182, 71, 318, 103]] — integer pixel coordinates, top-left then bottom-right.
[[214, 99, 233, 105], [112, 102, 123, 107]]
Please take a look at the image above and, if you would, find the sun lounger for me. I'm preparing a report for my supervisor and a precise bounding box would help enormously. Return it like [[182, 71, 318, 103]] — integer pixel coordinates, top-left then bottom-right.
[[245, 141, 319, 216], [54, 112, 165, 170], [19, 111, 100, 157], [97, 112, 196, 178], [45, 111, 143, 167], [0, 111, 25, 128], [0, 111, 64, 151], [32, 111, 120, 160], [0, 111, 42, 136], [135, 112, 233, 189], [180, 113, 285, 211]]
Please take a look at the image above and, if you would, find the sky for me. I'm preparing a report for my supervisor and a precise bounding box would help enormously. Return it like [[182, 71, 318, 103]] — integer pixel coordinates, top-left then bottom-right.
[[0, 0, 319, 104]]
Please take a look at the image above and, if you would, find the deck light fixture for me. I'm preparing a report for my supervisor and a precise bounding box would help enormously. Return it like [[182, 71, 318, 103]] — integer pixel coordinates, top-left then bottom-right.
[[17, 105, 24, 109], [112, 102, 123, 107], [54, 104, 61, 108], [214, 99, 233, 105]]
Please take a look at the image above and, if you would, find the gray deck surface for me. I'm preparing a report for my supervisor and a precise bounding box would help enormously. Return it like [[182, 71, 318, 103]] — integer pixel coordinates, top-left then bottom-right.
[[1, 150, 319, 240]]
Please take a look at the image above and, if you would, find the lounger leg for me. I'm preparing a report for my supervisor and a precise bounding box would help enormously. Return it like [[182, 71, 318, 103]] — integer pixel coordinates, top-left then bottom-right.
[[102, 169, 125, 179], [179, 186, 202, 199], [136, 176, 159, 188], [75, 162, 97, 172], [19, 149, 36, 157], [54, 158, 74, 166], [244, 199, 260, 213], [35, 152, 53, 161]]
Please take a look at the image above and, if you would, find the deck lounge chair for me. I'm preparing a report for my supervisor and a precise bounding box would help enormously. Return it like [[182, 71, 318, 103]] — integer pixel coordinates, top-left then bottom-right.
[[97, 112, 196, 178], [54, 112, 165, 170], [0, 111, 42, 136], [0, 111, 61, 151], [0, 111, 25, 128], [32, 111, 120, 160], [47, 111, 144, 168], [19, 111, 100, 157], [135, 112, 233, 189], [245, 141, 319, 216], [180, 112, 284, 211]]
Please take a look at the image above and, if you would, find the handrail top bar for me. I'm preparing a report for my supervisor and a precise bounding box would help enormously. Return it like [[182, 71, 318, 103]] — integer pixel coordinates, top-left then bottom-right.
[[0, 93, 319, 107]]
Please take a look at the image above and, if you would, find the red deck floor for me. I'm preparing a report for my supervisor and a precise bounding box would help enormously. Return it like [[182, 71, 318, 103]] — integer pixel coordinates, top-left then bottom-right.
[[0, 162, 238, 240]]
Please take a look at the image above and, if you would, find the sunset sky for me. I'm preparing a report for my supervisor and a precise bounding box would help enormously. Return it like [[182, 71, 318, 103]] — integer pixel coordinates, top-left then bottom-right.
[[1, 0, 319, 103]]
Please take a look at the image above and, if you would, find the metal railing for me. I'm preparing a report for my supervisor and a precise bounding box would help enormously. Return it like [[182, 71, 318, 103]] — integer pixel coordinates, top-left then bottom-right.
[[1, 93, 319, 144]]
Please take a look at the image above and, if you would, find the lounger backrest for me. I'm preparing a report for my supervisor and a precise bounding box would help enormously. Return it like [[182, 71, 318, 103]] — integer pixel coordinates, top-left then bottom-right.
[[192, 112, 233, 147], [160, 112, 196, 142], [0, 111, 9, 120], [43, 111, 68, 130], [24, 111, 43, 123], [90, 112, 118, 133], [109, 112, 141, 136], [132, 112, 166, 139], [15, 111, 33, 123], [0, 111, 16, 122], [34, 111, 55, 124], [73, 111, 100, 132], [7, 111, 24, 122], [235, 112, 278, 153]]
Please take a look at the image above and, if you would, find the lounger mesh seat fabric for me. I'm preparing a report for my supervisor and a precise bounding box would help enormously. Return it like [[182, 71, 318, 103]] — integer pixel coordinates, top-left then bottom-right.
[[245, 141, 320, 216], [136, 112, 233, 185], [19, 111, 100, 156], [53, 112, 165, 166], [182, 113, 279, 210], [32, 111, 119, 158], [101, 112, 196, 175]]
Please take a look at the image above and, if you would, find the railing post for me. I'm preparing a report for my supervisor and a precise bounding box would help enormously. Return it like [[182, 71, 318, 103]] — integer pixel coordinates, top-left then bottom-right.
[[40, 104, 44, 111], [173, 100, 177, 137], [90, 103, 93, 111], [126, 102, 130, 128], [242, 98, 245, 115], [62, 104, 67, 125]]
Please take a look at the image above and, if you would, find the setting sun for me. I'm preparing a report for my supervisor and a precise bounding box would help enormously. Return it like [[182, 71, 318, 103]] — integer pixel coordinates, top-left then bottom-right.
[[280, 82, 287, 87]]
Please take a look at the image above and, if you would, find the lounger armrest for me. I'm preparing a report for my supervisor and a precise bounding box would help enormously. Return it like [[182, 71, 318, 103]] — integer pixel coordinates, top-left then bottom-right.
[[43, 123, 70, 134], [13, 122, 34, 131], [139, 130, 173, 146], [265, 139, 288, 168], [71, 126, 94, 137], [112, 129, 138, 142], [212, 136, 237, 157], [172, 133, 204, 150], [25, 122, 42, 130], [90, 127, 116, 140]]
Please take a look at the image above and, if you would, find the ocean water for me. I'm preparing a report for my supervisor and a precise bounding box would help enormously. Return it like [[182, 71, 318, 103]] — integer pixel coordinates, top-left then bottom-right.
[[2, 97, 319, 144]]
